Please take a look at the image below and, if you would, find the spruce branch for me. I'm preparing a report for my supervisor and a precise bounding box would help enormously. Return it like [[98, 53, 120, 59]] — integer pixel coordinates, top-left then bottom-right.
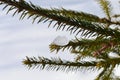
[[97, 65, 116, 80], [23, 56, 98, 72], [95, 67, 107, 80], [23, 56, 120, 72], [96, 0, 113, 20], [50, 38, 120, 57], [0, 0, 120, 38]]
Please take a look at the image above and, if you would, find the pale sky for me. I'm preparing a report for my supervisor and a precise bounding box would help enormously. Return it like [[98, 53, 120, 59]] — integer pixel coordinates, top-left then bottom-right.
[[0, 0, 120, 80]]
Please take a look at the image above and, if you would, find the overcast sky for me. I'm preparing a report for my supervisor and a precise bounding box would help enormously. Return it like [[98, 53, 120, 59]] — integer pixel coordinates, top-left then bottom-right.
[[0, 0, 120, 80]]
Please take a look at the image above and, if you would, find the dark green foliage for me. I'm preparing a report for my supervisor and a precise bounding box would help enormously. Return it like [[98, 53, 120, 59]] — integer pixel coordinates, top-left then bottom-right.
[[23, 56, 98, 72], [0, 0, 120, 80], [23, 56, 120, 72], [0, 0, 120, 38]]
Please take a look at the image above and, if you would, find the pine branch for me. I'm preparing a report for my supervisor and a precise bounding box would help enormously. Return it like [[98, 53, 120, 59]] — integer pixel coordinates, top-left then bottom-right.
[[50, 38, 120, 57], [23, 56, 99, 72], [23, 56, 120, 73], [95, 65, 116, 80], [0, 0, 120, 38], [96, 0, 113, 20], [112, 14, 120, 18], [95, 67, 107, 80]]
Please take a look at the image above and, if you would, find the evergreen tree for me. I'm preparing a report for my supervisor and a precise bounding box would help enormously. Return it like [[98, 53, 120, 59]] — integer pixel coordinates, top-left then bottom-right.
[[0, 0, 120, 79]]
